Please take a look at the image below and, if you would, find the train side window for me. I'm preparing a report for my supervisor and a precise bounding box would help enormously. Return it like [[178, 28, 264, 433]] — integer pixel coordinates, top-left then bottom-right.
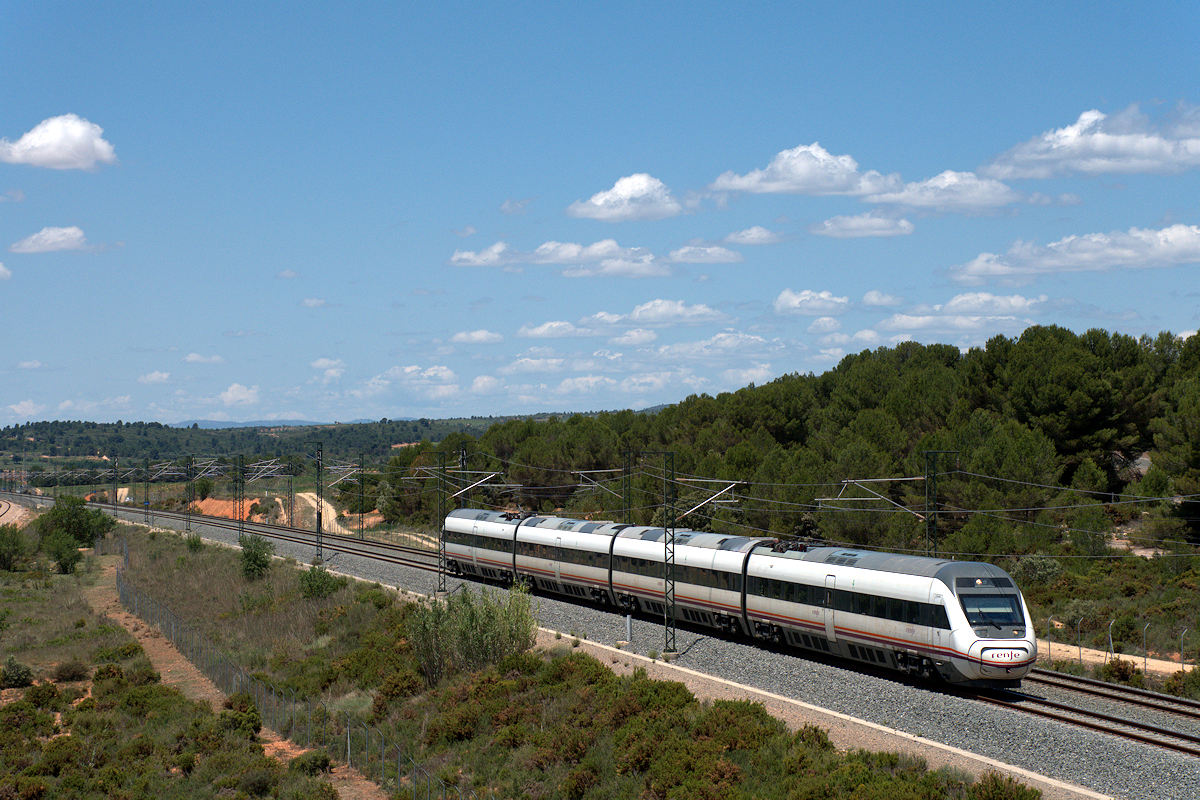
[[836, 590, 853, 613], [852, 592, 871, 615], [871, 595, 886, 618], [931, 605, 951, 629], [886, 597, 904, 621], [904, 600, 921, 625]]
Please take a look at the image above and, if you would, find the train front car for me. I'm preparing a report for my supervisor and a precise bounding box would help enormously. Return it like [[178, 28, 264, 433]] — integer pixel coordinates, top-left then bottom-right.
[[933, 562, 1037, 687], [745, 547, 1036, 688]]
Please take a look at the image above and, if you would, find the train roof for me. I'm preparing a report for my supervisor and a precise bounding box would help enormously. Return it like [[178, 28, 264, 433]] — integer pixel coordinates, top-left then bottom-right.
[[615, 525, 771, 553], [765, 545, 1013, 588]]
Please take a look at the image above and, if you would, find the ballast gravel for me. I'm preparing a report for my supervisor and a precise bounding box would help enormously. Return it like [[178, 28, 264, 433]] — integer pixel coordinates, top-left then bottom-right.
[[108, 509, 1199, 800]]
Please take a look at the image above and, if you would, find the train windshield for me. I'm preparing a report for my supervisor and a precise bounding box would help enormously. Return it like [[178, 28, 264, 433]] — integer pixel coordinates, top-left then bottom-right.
[[958, 593, 1024, 628]]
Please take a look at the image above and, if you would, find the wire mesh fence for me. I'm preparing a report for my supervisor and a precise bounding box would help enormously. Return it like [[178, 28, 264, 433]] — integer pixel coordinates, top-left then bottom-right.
[[112, 553, 493, 799]]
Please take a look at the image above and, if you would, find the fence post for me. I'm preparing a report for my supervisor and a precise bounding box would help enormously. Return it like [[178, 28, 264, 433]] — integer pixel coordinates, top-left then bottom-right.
[[1107, 618, 1115, 663], [1144, 621, 1151, 674]]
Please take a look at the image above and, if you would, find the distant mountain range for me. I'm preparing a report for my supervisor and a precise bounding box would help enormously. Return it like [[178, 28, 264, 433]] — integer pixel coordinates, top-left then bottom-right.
[[171, 419, 382, 429]]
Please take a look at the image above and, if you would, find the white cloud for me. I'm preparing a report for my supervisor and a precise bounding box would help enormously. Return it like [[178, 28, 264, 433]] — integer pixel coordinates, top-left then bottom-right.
[[774, 289, 850, 315], [710, 142, 899, 195], [567, 173, 682, 221], [668, 245, 742, 263], [529, 239, 627, 263], [500, 357, 565, 374], [452, 238, 667, 277], [354, 364, 457, 400], [807, 317, 841, 334], [8, 399, 44, 416], [724, 226, 781, 245], [1, 190, 25, 203], [617, 369, 706, 395], [562, 254, 669, 278], [500, 198, 531, 215], [628, 298, 723, 325], [138, 371, 170, 384], [557, 375, 617, 394], [454, 225, 477, 237], [302, 297, 327, 308], [219, 383, 259, 406], [0, 114, 116, 170], [610, 328, 657, 346], [451, 241, 511, 266], [951, 224, 1200, 284], [721, 363, 774, 386], [277, 269, 298, 279], [451, 329, 503, 344], [941, 292, 1046, 314], [0, 262, 9, 280], [866, 170, 1020, 211], [471, 375, 502, 394], [985, 105, 1200, 179], [184, 353, 224, 364], [863, 290, 902, 307], [9, 226, 88, 253], [310, 357, 344, 383], [878, 314, 1019, 333], [518, 321, 592, 338], [818, 329, 880, 347], [656, 331, 770, 361], [811, 211, 914, 238], [17, 360, 42, 369]]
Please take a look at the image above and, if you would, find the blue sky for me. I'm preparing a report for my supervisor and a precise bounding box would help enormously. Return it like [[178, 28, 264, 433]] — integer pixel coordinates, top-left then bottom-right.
[[3, 3, 1199, 425]]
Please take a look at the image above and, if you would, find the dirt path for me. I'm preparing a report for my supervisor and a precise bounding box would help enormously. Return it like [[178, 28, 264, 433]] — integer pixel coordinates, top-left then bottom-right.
[[82, 555, 388, 800], [1037, 636, 1191, 676], [295, 492, 357, 536]]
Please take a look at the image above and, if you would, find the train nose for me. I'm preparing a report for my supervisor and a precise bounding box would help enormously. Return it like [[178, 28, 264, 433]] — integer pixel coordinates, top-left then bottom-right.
[[970, 640, 1035, 678]]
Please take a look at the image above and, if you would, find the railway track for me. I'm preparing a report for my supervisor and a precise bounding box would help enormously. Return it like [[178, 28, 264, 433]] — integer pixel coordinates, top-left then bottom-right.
[[110, 505, 442, 574], [1028, 667, 1200, 720], [962, 682, 1200, 759]]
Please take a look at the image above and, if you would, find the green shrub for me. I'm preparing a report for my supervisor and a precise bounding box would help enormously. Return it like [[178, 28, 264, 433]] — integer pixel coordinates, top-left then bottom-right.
[[1, 655, 34, 688], [237, 765, 278, 797], [299, 565, 347, 599], [1164, 666, 1200, 700], [51, 660, 90, 682], [239, 534, 274, 580], [92, 663, 123, 682], [971, 771, 1043, 799], [35, 494, 115, 546], [185, 532, 204, 552], [221, 691, 263, 736], [42, 530, 82, 574], [408, 585, 537, 686], [289, 749, 332, 776], [24, 682, 61, 710], [0, 523, 26, 571]]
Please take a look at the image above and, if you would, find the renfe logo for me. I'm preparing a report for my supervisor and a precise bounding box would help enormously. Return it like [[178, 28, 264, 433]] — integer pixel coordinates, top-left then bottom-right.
[[983, 648, 1027, 663]]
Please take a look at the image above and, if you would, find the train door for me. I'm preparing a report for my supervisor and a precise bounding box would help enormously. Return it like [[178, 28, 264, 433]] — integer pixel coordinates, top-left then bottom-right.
[[471, 523, 480, 569], [930, 587, 945, 657], [824, 575, 837, 642], [554, 536, 563, 583]]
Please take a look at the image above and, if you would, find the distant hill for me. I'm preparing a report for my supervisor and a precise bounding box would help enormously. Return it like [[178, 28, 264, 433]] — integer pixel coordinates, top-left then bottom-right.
[[171, 419, 335, 429]]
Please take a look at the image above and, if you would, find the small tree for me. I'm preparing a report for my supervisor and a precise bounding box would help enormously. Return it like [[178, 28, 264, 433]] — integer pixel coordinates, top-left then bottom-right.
[[36, 494, 115, 546], [43, 530, 82, 574], [194, 477, 214, 501], [238, 534, 274, 580], [0, 524, 25, 571]]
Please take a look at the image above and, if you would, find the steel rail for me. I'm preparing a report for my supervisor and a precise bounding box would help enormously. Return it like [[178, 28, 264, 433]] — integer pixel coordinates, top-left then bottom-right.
[[1027, 669, 1200, 719], [964, 689, 1200, 759]]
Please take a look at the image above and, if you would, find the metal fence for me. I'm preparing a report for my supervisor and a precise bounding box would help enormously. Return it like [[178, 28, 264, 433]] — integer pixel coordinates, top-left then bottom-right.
[[113, 561, 492, 799]]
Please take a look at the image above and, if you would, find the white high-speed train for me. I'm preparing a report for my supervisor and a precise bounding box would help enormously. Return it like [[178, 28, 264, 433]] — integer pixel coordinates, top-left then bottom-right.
[[444, 509, 1037, 687]]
